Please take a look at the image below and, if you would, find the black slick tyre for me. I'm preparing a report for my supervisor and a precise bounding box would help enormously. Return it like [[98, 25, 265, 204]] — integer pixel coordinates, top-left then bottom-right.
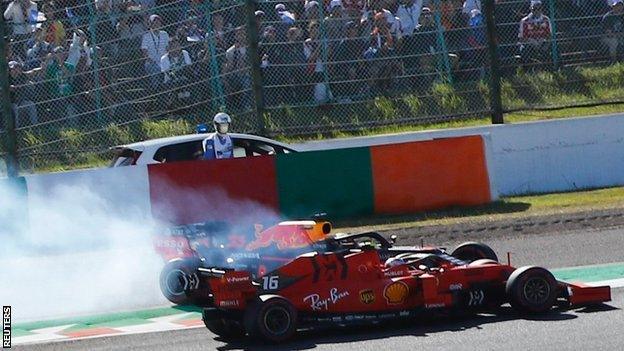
[[159, 257, 201, 305], [202, 308, 245, 340], [244, 295, 297, 343], [506, 266, 558, 314], [451, 242, 498, 262]]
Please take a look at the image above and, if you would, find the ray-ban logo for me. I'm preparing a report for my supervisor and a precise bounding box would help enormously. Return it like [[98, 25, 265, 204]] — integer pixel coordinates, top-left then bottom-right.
[[3, 306, 10, 348]]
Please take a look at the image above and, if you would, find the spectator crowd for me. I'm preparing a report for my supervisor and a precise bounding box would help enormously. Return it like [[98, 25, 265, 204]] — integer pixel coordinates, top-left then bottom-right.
[[3, 0, 624, 130]]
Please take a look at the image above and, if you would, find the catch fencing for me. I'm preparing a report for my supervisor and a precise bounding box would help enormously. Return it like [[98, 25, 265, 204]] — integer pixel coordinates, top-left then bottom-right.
[[1, 0, 623, 174]]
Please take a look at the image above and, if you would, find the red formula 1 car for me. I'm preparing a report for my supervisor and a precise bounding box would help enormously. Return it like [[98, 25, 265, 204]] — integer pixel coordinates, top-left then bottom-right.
[[191, 228, 611, 343]]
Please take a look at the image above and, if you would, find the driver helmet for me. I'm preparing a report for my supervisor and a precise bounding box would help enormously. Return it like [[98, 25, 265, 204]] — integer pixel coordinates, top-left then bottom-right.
[[213, 112, 232, 135], [385, 257, 407, 268]]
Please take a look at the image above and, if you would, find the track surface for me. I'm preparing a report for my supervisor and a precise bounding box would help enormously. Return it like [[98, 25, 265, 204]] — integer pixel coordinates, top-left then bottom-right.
[[14, 226, 624, 351]]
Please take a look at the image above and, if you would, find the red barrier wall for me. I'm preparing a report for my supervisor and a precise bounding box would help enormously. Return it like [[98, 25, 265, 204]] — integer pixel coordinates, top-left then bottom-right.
[[148, 156, 279, 224]]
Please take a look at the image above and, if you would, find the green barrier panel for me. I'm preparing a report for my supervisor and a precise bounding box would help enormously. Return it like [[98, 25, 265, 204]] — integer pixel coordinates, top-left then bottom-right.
[[0, 176, 28, 236], [276, 148, 374, 218]]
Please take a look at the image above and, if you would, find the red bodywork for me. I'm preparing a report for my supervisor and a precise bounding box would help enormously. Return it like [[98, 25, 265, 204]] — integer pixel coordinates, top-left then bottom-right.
[[205, 249, 611, 316]]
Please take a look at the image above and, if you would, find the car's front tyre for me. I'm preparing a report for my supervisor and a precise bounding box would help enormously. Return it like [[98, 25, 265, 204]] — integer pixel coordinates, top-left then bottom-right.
[[506, 266, 557, 314]]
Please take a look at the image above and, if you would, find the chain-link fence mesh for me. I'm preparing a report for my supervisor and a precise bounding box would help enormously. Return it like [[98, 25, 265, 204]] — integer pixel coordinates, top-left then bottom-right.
[[258, 0, 494, 134], [496, 0, 624, 111], [1, 0, 624, 173]]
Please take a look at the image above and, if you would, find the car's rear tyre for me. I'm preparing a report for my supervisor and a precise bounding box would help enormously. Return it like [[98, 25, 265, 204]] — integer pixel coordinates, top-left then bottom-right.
[[451, 242, 498, 263], [506, 266, 557, 314], [244, 295, 297, 343], [159, 257, 201, 305], [202, 308, 245, 340]]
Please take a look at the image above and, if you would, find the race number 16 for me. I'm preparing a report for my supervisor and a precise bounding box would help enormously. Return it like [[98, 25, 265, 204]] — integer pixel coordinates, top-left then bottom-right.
[[262, 276, 279, 290]]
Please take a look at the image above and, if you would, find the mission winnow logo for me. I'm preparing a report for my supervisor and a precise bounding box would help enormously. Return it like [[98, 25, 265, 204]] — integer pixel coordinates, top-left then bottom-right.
[[2, 306, 10, 349]]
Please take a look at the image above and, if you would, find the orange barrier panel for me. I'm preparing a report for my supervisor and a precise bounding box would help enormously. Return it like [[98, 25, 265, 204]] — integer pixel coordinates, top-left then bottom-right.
[[370, 136, 491, 214]]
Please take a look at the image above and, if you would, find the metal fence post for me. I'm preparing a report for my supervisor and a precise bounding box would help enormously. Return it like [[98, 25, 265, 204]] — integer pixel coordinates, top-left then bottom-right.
[[483, 0, 504, 124], [0, 16, 18, 177], [433, 0, 452, 83], [86, 1, 104, 126], [202, 2, 226, 110], [548, 0, 559, 69], [243, 0, 266, 135]]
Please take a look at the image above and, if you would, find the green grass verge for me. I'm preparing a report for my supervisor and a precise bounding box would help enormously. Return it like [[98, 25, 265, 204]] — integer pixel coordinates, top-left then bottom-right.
[[335, 186, 624, 232], [12, 62, 624, 173]]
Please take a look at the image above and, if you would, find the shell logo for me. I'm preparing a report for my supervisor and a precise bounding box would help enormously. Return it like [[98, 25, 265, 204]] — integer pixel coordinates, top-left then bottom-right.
[[383, 281, 409, 304]]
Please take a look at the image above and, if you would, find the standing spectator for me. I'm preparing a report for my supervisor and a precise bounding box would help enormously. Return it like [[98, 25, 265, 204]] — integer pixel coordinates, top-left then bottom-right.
[[160, 38, 192, 84], [365, 11, 402, 94], [282, 26, 307, 103], [332, 21, 366, 100], [343, 0, 366, 18], [462, 0, 481, 19], [275, 3, 296, 40], [141, 14, 170, 88], [397, 0, 423, 81], [117, 3, 148, 44], [180, 13, 205, 53], [465, 8, 486, 69], [116, 4, 147, 77], [42, 3, 66, 48], [255, 10, 267, 37], [396, 0, 423, 36], [8, 61, 39, 127], [259, 26, 281, 105], [438, 0, 465, 50], [403, 7, 437, 89], [304, 21, 332, 103], [518, 0, 553, 66], [325, 0, 349, 51], [211, 13, 231, 54], [3, 0, 38, 42], [25, 27, 51, 70], [45, 46, 78, 126], [223, 26, 251, 110], [66, 29, 92, 68], [361, 0, 402, 37], [95, 0, 119, 58], [304, 1, 321, 22], [275, 3, 296, 25], [602, 0, 624, 62], [160, 38, 193, 109]]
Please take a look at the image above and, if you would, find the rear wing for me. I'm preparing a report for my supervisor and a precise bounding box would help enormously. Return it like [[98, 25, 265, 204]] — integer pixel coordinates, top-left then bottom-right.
[[153, 221, 232, 261]]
